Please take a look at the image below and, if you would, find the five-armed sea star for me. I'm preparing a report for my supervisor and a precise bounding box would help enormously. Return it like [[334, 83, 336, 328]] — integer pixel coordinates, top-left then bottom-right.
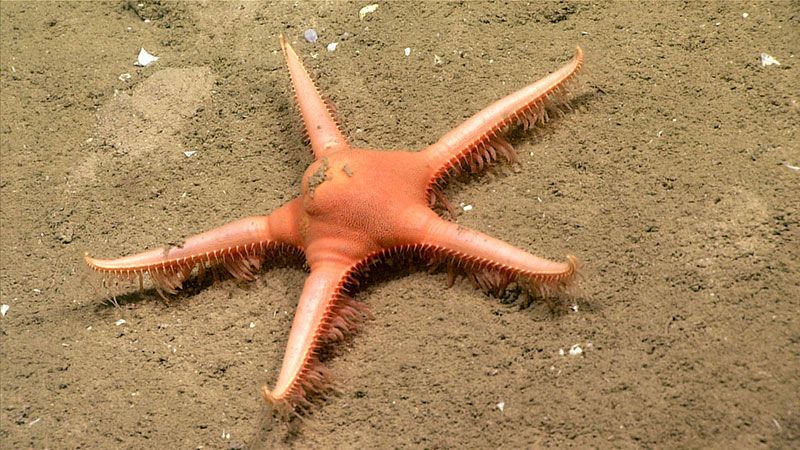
[[85, 36, 583, 416]]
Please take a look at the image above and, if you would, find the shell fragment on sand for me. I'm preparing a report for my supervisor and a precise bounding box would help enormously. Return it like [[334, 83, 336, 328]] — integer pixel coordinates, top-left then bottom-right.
[[359, 4, 378, 20], [304, 29, 318, 43], [134, 48, 159, 67], [760, 53, 780, 67]]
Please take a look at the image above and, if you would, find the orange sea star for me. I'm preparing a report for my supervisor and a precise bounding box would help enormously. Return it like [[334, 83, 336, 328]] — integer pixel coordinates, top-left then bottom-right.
[[85, 36, 583, 416]]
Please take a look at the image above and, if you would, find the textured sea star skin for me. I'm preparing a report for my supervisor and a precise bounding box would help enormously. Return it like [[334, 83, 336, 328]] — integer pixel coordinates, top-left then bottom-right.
[[85, 37, 583, 416]]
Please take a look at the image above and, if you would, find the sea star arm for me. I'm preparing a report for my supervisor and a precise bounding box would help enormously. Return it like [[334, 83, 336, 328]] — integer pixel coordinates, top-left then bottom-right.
[[407, 208, 577, 298], [279, 36, 350, 159], [422, 47, 583, 198], [85, 198, 305, 296], [262, 261, 370, 415]]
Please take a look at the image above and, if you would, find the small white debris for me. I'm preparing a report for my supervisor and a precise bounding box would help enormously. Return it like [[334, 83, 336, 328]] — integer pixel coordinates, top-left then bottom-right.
[[115, 319, 127, 326], [143, 19, 150, 24], [134, 48, 159, 67], [569, 344, 583, 356], [0, 304, 8, 316], [760, 53, 781, 67], [434, 54, 443, 65], [571, 304, 579, 312], [773, 418, 781, 431], [462, 204, 473, 211], [86, 137, 93, 143], [249, 322, 255, 328], [786, 164, 800, 171], [183, 151, 196, 157], [404, 47, 411, 57], [327, 42, 338, 52], [28, 418, 41, 426], [304, 29, 318, 43], [558, 348, 565, 356], [33, 289, 41, 293], [496, 402, 505, 412], [86, 326, 92, 330], [118, 73, 131, 82], [359, 4, 378, 20], [742, 13, 749, 18]]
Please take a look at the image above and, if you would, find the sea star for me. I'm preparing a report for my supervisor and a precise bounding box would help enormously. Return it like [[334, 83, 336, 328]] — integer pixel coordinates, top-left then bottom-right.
[[85, 36, 583, 416]]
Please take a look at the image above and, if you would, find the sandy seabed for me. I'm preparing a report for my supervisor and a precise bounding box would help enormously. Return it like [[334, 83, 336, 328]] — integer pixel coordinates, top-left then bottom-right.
[[1, 2, 798, 448]]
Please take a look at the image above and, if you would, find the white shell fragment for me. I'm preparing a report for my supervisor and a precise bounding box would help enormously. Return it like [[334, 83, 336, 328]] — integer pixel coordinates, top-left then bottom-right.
[[569, 344, 583, 356], [1, 304, 9, 316], [118, 73, 131, 82], [497, 402, 505, 412], [134, 48, 159, 67], [115, 319, 127, 326], [327, 42, 338, 52], [760, 53, 781, 67], [359, 4, 378, 20], [463, 204, 473, 211], [184, 151, 196, 157], [304, 29, 318, 43], [404, 47, 411, 57]]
